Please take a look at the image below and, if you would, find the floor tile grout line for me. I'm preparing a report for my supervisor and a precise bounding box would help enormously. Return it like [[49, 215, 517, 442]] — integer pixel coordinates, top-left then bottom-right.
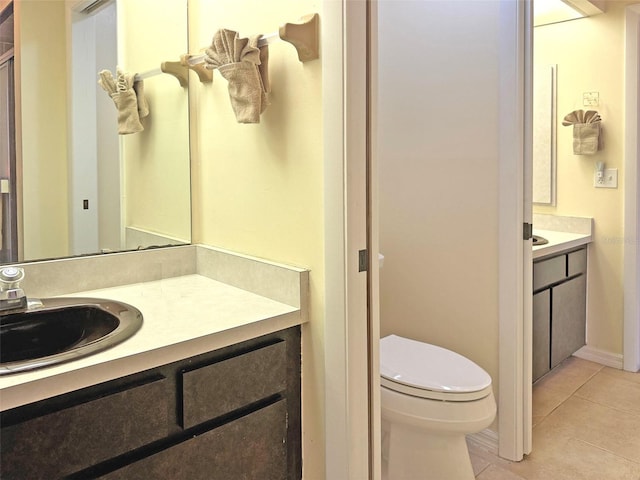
[[531, 365, 616, 434], [474, 361, 640, 479], [533, 364, 606, 424], [569, 364, 605, 392], [476, 463, 528, 480], [573, 436, 640, 467], [473, 460, 491, 477], [596, 368, 640, 388], [572, 393, 640, 419], [533, 362, 603, 397], [534, 387, 578, 423]]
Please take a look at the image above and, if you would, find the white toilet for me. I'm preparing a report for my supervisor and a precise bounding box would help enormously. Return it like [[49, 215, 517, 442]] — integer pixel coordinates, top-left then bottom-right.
[[380, 334, 496, 480]]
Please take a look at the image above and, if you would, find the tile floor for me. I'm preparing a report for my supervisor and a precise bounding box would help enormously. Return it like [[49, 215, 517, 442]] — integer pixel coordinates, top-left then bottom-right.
[[468, 357, 640, 479]]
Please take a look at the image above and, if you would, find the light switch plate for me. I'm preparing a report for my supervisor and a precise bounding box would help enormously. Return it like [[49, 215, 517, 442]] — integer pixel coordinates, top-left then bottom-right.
[[583, 91, 599, 107], [594, 168, 618, 188]]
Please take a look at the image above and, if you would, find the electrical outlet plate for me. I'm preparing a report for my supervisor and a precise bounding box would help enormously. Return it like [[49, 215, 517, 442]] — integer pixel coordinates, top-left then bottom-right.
[[594, 168, 618, 188]]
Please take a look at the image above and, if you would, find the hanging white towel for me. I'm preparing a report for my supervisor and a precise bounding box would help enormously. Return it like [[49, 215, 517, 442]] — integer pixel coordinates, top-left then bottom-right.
[[572, 122, 601, 155], [562, 109, 602, 155], [204, 29, 270, 124], [98, 68, 149, 135]]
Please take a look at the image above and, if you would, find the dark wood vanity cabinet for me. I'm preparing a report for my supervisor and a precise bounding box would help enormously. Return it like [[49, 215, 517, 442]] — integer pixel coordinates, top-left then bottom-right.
[[532, 247, 587, 382], [0, 326, 301, 480], [101, 400, 288, 480]]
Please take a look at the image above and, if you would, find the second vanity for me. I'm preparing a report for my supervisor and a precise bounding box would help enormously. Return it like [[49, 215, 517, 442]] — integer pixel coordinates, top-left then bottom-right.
[[531, 215, 592, 382], [0, 245, 308, 479]]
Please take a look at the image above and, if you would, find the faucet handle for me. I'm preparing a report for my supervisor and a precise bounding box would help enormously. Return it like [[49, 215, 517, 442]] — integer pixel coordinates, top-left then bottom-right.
[[0, 267, 27, 312], [0, 267, 25, 287]]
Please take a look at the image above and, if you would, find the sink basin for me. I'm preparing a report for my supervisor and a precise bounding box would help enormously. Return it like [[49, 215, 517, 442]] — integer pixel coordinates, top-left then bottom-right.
[[0, 297, 142, 375], [532, 235, 549, 246]]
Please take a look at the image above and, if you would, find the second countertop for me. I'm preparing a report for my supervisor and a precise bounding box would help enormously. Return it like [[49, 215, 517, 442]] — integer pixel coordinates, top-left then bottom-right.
[[532, 229, 592, 259]]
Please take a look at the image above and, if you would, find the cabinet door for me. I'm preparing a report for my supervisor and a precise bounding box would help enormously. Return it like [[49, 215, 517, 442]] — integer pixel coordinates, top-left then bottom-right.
[[100, 399, 288, 480], [551, 275, 586, 368], [532, 289, 551, 382]]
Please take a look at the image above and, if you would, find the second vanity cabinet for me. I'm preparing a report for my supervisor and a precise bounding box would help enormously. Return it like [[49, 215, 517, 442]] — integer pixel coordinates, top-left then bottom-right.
[[532, 247, 587, 382], [0, 327, 301, 480]]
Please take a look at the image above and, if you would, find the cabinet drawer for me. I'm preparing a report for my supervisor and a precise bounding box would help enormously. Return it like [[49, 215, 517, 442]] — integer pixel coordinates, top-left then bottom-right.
[[181, 341, 287, 428], [533, 255, 566, 291], [101, 399, 288, 480], [568, 248, 587, 276], [1, 376, 168, 479]]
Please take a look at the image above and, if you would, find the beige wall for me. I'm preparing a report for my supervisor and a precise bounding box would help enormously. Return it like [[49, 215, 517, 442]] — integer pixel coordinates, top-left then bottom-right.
[[378, 0, 501, 431], [119, 0, 190, 243], [188, 1, 325, 478], [534, 1, 633, 355], [17, 0, 69, 260]]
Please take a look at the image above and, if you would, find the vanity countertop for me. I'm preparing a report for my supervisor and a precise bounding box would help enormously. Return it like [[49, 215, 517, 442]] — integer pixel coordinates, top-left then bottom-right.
[[532, 229, 592, 259], [0, 274, 304, 411]]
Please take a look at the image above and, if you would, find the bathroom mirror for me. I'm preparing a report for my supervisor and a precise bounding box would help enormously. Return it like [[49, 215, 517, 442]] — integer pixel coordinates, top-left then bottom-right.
[[532, 64, 557, 205], [3, 0, 191, 263]]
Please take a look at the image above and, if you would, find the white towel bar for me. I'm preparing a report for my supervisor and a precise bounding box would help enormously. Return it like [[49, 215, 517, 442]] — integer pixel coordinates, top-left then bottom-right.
[[130, 13, 318, 86]]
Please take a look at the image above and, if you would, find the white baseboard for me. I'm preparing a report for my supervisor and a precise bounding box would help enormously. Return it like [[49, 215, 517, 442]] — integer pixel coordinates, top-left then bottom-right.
[[573, 345, 624, 369], [467, 428, 499, 455]]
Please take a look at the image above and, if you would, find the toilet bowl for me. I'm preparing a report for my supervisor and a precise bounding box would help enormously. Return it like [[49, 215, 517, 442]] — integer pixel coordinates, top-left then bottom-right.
[[380, 334, 496, 480]]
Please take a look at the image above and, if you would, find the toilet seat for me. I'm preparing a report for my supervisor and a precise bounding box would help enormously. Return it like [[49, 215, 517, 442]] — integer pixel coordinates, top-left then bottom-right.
[[380, 335, 493, 402]]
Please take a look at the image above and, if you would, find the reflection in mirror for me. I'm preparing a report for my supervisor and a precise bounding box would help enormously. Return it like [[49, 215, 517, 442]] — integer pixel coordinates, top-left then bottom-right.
[[533, 64, 557, 205], [2, 0, 191, 263]]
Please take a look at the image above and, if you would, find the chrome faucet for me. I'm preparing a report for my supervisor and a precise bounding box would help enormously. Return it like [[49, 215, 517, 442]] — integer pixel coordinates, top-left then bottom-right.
[[0, 266, 28, 313]]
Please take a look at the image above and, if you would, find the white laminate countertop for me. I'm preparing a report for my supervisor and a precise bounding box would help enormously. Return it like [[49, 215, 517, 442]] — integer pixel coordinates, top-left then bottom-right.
[[0, 274, 304, 411], [532, 229, 592, 259]]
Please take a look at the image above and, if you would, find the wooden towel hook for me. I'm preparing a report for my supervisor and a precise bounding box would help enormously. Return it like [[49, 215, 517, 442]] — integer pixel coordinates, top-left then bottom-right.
[[279, 13, 319, 62], [160, 61, 189, 87], [181, 54, 213, 83]]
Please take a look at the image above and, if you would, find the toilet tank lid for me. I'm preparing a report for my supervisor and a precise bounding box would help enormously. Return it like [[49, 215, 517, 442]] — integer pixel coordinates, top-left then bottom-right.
[[380, 335, 492, 394]]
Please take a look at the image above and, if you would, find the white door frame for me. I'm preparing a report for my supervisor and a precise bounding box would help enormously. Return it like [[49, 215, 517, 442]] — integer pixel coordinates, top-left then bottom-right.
[[498, 4, 640, 465], [624, 4, 640, 373], [368, 1, 382, 478], [495, 3, 640, 466], [498, 0, 532, 461], [341, 0, 538, 469], [324, 0, 372, 478]]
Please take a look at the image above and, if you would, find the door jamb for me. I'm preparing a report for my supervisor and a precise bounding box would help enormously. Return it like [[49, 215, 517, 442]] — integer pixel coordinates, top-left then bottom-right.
[[497, 0, 532, 461], [624, 4, 640, 373]]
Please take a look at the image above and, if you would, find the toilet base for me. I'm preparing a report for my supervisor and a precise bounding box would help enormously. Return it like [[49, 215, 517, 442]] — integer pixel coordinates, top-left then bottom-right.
[[383, 421, 475, 480]]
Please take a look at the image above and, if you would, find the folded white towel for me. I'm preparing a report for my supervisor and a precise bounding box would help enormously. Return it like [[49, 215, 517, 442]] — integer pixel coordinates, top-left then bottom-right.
[[562, 109, 601, 126], [133, 79, 150, 119], [204, 29, 270, 124], [98, 68, 148, 135], [562, 109, 602, 155], [572, 122, 601, 155]]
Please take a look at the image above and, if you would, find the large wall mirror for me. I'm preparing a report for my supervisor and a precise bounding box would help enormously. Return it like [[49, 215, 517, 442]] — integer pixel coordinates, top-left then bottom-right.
[[533, 64, 557, 205], [0, 0, 191, 264]]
